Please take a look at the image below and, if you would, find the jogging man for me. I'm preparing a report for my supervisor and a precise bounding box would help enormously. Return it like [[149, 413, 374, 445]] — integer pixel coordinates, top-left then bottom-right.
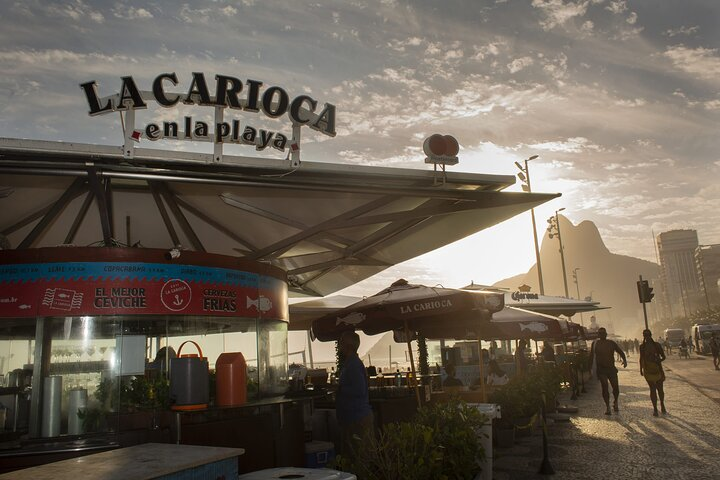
[[590, 327, 628, 415]]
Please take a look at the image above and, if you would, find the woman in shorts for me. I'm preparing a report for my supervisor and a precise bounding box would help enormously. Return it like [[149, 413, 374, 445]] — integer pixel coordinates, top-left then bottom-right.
[[639, 329, 667, 416]]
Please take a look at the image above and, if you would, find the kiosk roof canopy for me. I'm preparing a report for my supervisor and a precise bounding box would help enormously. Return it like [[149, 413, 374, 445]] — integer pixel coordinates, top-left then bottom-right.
[[0, 138, 558, 296]]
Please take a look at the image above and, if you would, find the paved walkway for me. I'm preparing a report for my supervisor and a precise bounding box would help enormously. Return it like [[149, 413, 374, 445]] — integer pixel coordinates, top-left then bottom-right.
[[492, 357, 720, 480]]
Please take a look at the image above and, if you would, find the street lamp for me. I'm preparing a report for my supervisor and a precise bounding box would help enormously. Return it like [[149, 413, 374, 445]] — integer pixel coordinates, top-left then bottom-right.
[[547, 208, 569, 298], [572, 267, 584, 326], [515, 154, 545, 295]]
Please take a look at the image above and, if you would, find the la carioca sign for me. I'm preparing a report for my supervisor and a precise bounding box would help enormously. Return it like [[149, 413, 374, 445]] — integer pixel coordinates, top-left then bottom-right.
[[80, 72, 336, 162]]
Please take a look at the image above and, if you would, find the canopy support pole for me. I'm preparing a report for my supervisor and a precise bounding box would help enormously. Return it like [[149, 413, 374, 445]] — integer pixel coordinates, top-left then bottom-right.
[[477, 338, 487, 403], [404, 320, 422, 406], [306, 330, 315, 369]]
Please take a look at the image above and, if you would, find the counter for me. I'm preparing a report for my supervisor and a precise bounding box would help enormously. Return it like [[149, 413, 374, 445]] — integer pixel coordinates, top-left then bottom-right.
[[0, 443, 243, 480]]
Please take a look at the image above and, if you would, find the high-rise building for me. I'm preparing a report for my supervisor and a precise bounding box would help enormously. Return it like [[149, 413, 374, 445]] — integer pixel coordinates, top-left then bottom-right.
[[656, 229, 700, 318], [696, 244, 720, 308]]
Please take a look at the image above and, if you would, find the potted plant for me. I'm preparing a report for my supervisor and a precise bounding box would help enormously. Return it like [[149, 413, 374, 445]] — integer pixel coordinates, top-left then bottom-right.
[[489, 374, 542, 438], [335, 396, 487, 479]]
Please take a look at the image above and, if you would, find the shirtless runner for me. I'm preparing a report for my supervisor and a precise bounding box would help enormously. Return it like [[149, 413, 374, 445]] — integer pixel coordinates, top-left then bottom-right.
[[590, 327, 628, 415]]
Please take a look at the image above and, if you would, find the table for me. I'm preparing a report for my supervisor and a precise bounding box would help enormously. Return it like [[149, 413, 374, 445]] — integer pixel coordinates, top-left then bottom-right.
[[0, 443, 244, 480]]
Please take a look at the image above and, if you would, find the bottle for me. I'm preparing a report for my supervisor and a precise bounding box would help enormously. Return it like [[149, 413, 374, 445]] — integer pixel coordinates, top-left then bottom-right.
[[406, 367, 415, 387], [329, 367, 336, 385], [395, 369, 402, 387], [377, 367, 384, 388]]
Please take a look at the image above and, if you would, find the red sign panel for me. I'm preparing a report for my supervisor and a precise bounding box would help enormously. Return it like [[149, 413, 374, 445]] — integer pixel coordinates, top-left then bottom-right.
[[0, 259, 287, 320]]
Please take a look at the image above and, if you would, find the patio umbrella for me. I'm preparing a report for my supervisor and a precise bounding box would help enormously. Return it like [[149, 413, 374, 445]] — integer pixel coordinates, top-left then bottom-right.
[[482, 307, 569, 341], [311, 279, 505, 342], [311, 279, 505, 402], [564, 322, 590, 341]]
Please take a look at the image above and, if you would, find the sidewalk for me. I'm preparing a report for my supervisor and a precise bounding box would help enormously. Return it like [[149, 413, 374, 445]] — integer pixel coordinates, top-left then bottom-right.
[[492, 357, 720, 480]]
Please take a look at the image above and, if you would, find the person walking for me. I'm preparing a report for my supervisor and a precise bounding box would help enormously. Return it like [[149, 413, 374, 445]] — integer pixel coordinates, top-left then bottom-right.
[[639, 329, 667, 416], [590, 327, 627, 415], [335, 330, 374, 458], [710, 333, 720, 370], [515, 339, 530, 375]]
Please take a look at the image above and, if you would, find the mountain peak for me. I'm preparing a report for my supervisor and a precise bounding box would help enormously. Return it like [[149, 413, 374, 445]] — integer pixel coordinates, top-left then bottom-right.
[[495, 217, 659, 337]]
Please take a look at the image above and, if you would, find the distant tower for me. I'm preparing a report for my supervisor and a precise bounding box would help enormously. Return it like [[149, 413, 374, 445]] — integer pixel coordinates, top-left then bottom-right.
[[657, 230, 700, 319], [695, 244, 720, 309]]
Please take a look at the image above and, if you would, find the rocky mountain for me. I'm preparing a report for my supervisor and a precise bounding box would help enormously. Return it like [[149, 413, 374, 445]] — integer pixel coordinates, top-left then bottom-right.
[[493, 215, 659, 337]]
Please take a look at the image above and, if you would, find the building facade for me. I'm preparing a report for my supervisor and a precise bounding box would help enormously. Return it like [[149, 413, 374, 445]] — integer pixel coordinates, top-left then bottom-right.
[[657, 229, 700, 318], [696, 244, 720, 309]]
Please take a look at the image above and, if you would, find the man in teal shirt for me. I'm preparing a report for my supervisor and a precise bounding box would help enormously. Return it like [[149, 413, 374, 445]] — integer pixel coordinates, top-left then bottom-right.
[[336, 330, 373, 457]]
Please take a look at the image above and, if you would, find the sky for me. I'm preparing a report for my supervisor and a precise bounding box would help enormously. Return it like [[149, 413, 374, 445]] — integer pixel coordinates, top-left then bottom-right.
[[1, 1, 719, 357]]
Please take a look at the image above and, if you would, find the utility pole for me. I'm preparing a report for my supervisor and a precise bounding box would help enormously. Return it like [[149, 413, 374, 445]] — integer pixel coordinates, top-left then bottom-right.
[[573, 268, 584, 326], [515, 155, 545, 294], [547, 209, 569, 298]]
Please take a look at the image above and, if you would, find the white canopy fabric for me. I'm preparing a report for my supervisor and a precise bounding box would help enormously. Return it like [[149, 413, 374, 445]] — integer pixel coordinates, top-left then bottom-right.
[[462, 283, 606, 317], [0, 138, 559, 297], [289, 295, 361, 331]]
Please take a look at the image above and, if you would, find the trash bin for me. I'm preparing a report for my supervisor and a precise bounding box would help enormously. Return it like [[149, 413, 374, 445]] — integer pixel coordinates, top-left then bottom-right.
[[468, 403, 501, 480], [215, 352, 247, 406], [238, 467, 356, 479]]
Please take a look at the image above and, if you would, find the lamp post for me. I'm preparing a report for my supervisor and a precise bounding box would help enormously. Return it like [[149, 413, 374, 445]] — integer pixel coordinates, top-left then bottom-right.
[[547, 208, 569, 298], [572, 267, 584, 326], [515, 155, 545, 295]]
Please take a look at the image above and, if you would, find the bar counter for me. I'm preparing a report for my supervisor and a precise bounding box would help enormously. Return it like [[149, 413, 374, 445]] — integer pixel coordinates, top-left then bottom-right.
[[0, 393, 329, 475], [0, 443, 243, 480]]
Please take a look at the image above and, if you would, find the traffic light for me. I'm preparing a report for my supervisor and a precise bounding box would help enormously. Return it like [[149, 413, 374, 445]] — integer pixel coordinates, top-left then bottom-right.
[[644, 283, 654, 302], [636, 280, 654, 303]]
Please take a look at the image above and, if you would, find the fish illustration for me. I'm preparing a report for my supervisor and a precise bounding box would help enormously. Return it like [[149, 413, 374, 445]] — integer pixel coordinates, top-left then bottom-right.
[[519, 322, 548, 333], [247, 295, 273, 313], [19, 304, 32, 310], [57, 293, 69, 299], [336, 312, 366, 326]]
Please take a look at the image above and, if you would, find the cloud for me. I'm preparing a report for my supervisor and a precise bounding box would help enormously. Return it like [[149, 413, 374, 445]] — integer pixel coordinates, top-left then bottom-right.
[[508, 56, 534, 73], [704, 99, 720, 110], [472, 42, 503, 60], [46, 1, 105, 23], [664, 25, 700, 38], [531, 0, 590, 30], [614, 98, 646, 107], [605, 1, 627, 14], [113, 6, 154, 20], [663, 45, 720, 81], [528, 137, 601, 153]]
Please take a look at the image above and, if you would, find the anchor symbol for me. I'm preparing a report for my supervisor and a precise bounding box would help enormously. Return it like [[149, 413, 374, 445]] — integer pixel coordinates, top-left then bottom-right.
[[173, 295, 183, 306]]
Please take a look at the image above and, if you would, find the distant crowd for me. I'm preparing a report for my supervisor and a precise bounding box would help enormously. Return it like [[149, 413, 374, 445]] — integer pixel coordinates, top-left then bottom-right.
[[619, 335, 696, 356]]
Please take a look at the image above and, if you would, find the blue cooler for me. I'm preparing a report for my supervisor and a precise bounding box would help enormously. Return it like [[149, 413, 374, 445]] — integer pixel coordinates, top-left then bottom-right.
[[304, 440, 336, 468]]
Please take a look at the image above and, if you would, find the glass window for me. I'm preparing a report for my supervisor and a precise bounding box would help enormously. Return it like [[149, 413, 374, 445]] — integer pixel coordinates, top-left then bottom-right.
[[1, 313, 287, 438]]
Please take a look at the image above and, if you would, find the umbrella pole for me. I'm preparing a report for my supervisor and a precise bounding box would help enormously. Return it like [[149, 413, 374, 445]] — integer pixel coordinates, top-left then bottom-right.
[[404, 320, 422, 406], [477, 338, 487, 402]]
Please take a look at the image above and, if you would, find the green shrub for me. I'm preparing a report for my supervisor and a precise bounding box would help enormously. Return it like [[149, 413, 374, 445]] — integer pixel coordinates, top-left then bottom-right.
[[415, 397, 487, 479], [335, 422, 443, 480], [335, 397, 487, 480]]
